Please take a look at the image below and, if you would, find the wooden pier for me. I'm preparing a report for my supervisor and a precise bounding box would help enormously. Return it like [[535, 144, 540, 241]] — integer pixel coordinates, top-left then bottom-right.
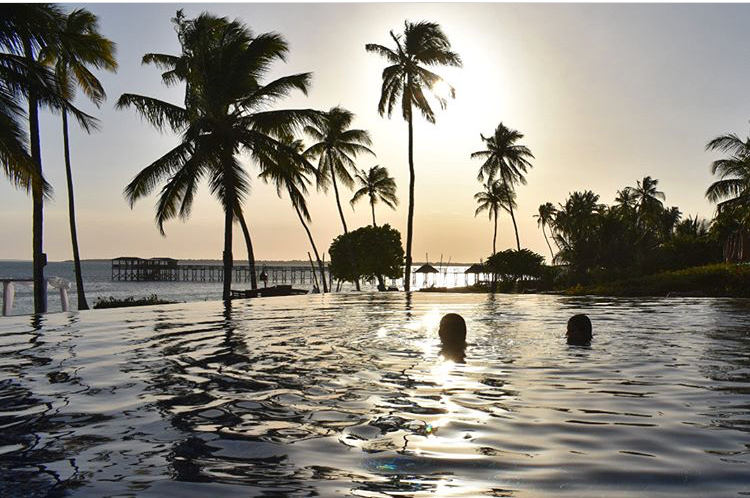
[[111, 257, 328, 285]]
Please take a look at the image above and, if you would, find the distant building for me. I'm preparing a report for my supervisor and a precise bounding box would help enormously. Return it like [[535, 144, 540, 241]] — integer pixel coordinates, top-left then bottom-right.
[[111, 257, 179, 281]]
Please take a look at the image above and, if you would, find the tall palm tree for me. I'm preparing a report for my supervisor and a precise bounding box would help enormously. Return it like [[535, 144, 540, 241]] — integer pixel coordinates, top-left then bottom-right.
[[1, 4, 58, 195], [631, 176, 665, 226], [1, 4, 96, 313], [0, 84, 44, 193], [474, 180, 516, 255], [303, 106, 373, 233], [705, 132, 750, 214], [258, 136, 327, 292], [471, 123, 534, 251], [534, 202, 557, 261], [117, 12, 318, 301], [41, 8, 117, 311], [350, 165, 398, 227], [366, 21, 461, 291]]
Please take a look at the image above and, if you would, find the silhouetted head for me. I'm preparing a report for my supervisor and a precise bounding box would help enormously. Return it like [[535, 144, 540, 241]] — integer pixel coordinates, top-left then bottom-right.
[[567, 314, 592, 345], [439, 313, 467, 347]]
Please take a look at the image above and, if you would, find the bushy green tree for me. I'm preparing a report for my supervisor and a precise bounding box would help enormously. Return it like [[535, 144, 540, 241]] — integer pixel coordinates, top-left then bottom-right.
[[486, 248, 545, 283], [329, 224, 404, 287]]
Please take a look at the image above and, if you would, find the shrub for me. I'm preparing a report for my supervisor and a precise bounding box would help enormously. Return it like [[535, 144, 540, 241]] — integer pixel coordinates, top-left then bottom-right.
[[567, 263, 750, 297], [93, 294, 176, 309]]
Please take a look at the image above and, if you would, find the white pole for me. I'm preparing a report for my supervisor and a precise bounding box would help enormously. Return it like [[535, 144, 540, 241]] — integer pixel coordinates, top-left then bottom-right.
[[60, 287, 69, 312], [2, 281, 14, 316]]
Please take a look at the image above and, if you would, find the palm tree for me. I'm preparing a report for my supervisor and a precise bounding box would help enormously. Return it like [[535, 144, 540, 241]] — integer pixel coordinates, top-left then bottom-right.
[[40, 8, 117, 310], [614, 187, 636, 208], [660, 206, 682, 239], [303, 106, 374, 233], [474, 180, 516, 255], [1, 4, 58, 195], [1, 4, 96, 313], [0, 83, 44, 194], [631, 176, 665, 226], [471, 123, 534, 251], [705, 132, 750, 214], [258, 136, 327, 292], [117, 12, 318, 301], [366, 21, 461, 291], [350, 165, 398, 227], [534, 202, 557, 261]]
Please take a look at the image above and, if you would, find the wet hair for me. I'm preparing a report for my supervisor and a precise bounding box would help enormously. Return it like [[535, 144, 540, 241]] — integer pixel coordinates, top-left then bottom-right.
[[567, 314, 592, 345], [439, 313, 467, 346]]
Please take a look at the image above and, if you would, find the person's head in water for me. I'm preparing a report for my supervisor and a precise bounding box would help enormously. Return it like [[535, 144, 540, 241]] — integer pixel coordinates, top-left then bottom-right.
[[439, 313, 466, 346], [438, 313, 467, 362], [567, 314, 592, 345]]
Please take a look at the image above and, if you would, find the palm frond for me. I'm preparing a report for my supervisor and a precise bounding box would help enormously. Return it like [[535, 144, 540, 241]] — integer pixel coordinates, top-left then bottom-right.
[[116, 93, 188, 133]]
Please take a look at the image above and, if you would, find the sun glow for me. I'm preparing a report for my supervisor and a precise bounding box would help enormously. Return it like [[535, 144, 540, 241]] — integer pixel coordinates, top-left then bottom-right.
[[431, 80, 455, 102]]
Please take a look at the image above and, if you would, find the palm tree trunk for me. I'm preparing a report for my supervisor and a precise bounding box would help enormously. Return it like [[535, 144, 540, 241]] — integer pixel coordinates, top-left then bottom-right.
[[371, 201, 377, 227], [25, 40, 45, 314], [404, 114, 415, 292], [492, 207, 497, 255], [222, 160, 234, 301], [542, 224, 554, 261], [294, 204, 328, 293], [502, 172, 521, 251], [237, 212, 258, 290], [330, 163, 348, 233], [62, 111, 89, 310], [330, 161, 359, 290]]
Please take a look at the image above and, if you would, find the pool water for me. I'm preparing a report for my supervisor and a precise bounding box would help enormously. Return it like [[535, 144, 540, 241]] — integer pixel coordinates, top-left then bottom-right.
[[1, 293, 749, 497]]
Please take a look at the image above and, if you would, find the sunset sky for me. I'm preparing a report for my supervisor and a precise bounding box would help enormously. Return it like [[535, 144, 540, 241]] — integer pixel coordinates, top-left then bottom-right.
[[2, 2, 750, 263]]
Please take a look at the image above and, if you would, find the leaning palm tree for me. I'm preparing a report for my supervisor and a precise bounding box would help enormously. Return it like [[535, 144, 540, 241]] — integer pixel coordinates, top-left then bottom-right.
[[471, 123, 534, 251], [303, 106, 374, 233], [705, 132, 750, 214], [366, 20, 461, 291], [534, 202, 557, 261], [117, 12, 318, 301], [474, 180, 516, 255], [258, 136, 327, 292], [350, 165, 398, 227], [40, 8, 117, 310], [1, 4, 96, 313]]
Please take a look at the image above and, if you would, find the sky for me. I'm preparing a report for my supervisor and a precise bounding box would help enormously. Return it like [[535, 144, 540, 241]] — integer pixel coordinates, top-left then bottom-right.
[[2, 2, 750, 263]]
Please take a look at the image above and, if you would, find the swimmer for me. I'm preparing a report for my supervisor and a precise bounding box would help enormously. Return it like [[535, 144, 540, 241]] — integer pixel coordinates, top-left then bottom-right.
[[438, 313, 467, 362], [566, 314, 592, 345]]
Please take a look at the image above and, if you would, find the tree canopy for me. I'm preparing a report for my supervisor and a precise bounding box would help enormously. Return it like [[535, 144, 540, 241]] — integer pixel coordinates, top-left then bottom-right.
[[486, 248, 545, 283], [329, 224, 404, 284]]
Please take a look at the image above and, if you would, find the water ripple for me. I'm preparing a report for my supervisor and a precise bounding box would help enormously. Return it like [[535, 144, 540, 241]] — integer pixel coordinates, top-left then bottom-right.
[[0, 293, 749, 496]]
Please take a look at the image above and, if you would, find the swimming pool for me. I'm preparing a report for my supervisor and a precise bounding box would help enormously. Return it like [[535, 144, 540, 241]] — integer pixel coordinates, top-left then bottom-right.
[[1, 293, 749, 497]]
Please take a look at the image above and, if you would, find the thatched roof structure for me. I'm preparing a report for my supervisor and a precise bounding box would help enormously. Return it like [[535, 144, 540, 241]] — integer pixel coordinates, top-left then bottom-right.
[[464, 263, 486, 274], [415, 263, 438, 274]]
